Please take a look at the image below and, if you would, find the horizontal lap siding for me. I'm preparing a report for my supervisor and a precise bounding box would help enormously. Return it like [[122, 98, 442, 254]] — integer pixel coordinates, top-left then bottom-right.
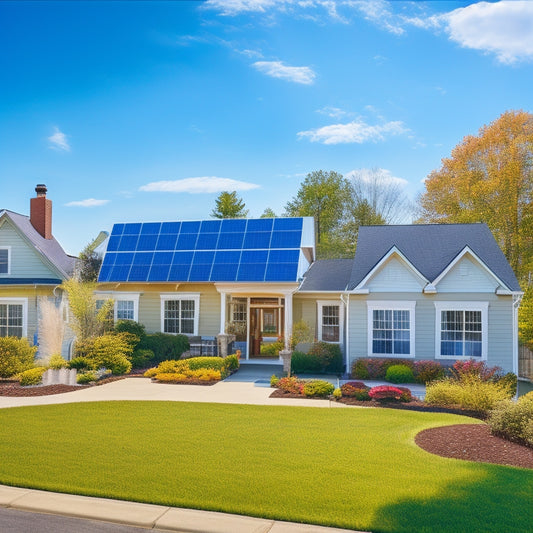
[[0, 221, 58, 279], [348, 292, 514, 373]]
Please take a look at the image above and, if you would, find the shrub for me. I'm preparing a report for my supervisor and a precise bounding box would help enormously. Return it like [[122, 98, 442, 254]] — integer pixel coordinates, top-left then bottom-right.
[[333, 387, 342, 399], [450, 359, 503, 382], [68, 357, 90, 371], [302, 380, 335, 398], [138, 333, 189, 363], [270, 374, 279, 387], [77, 371, 98, 384], [385, 364, 414, 384], [84, 333, 134, 375], [290, 351, 321, 374], [131, 349, 155, 369], [369, 385, 405, 402], [413, 360, 446, 384], [488, 394, 533, 446], [152, 359, 189, 375], [48, 354, 68, 369], [352, 358, 416, 380], [18, 367, 46, 386], [260, 338, 284, 356], [277, 376, 305, 394], [0, 337, 37, 378], [307, 342, 343, 373], [155, 368, 221, 383], [114, 320, 146, 343], [396, 386, 413, 402], [143, 367, 159, 378], [340, 381, 371, 400], [225, 354, 240, 372], [497, 372, 518, 397], [425, 376, 514, 412]]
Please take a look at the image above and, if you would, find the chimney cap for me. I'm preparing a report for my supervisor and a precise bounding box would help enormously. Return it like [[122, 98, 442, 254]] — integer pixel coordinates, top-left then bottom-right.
[[35, 184, 47, 196]]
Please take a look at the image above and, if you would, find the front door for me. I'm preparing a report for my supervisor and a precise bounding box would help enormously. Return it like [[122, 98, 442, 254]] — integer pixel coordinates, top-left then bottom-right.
[[249, 298, 284, 357]]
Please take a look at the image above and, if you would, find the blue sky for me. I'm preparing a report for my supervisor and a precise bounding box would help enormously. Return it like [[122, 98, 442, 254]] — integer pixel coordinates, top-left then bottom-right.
[[1, 0, 532, 255]]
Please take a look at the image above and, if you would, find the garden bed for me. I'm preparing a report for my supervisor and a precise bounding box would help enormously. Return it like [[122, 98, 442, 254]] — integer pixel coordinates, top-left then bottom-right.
[[0, 376, 126, 396]]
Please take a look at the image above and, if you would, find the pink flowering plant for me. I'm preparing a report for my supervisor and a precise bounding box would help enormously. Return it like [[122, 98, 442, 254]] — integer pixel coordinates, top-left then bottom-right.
[[368, 385, 404, 402]]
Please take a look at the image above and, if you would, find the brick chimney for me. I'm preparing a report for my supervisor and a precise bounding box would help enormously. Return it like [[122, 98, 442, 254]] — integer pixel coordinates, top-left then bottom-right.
[[30, 184, 52, 239]]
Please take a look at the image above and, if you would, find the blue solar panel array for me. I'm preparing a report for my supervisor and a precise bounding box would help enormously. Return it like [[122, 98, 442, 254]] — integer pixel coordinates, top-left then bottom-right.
[[98, 218, 304, 283]]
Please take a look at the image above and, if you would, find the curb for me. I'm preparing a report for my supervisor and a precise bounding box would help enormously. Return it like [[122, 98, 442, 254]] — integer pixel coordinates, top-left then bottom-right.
[[0, 485, 365, 533]]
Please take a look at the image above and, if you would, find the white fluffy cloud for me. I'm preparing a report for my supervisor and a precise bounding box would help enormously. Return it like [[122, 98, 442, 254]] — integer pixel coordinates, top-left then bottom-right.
[[139, 177, 260, 194], [65, 198, 109, 208], [298, 119, 407, 144], [48, 127, 70, 151], [252, 61, 316, 84], [443, 1, 533, 64]]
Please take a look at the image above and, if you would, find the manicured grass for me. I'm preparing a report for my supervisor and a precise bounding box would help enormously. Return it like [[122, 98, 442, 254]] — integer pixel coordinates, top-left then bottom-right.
[[0, 402, 531, 532]]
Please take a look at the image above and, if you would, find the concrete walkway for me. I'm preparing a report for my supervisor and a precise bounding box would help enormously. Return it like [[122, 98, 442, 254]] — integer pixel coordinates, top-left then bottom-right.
[[0, 376, 373, 532]]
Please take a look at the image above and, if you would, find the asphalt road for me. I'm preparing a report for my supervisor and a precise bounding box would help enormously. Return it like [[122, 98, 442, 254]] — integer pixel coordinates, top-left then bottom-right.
[[0, 507, 168, 533]]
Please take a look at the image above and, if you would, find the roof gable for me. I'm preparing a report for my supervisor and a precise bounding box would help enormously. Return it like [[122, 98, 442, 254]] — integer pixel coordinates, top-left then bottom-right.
[[0, 210, 76, 280], [348, 224, 520, 292]]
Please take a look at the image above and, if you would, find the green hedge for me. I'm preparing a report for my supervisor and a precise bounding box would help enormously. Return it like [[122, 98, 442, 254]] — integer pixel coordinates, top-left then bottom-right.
[[138, 333, 189, 364]]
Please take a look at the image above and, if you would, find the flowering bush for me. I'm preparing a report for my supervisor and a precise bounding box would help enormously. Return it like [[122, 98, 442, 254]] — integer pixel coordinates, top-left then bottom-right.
[[450, 359, 502, 382], [333, 387, 342, 399], [368, 385, 404, 402], [396, 386, 413, 402], [276, 376, 305, 394], [145, 356, 237, 382], [155, 368, 221, 382]]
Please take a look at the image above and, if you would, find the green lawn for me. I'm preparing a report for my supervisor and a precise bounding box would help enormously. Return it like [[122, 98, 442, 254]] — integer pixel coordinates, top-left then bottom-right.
[[0, 401, 531, 532]]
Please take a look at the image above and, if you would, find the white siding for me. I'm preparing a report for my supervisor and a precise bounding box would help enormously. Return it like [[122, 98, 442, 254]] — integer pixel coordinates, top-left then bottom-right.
[[366, 256, 425, 292], [436, 255, 499, 293]]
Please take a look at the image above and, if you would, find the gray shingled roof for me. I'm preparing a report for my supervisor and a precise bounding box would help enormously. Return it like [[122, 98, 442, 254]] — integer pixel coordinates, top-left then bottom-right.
[[299, 259, 353, 291], [347, 223, 521, 292], [0, 210, 77, 278]]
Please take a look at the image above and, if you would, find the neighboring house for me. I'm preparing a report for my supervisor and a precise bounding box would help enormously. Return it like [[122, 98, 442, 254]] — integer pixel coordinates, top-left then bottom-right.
[[96, 219, 522, 374], [0, 185, 77, 355]]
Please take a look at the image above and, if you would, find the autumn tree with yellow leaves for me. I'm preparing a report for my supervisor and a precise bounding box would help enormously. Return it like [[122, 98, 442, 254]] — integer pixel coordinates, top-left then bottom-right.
[[419, 110, 533, 280]]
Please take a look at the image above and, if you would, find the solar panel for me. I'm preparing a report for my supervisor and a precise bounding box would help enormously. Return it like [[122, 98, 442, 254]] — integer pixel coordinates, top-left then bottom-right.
[[99, 218, 305, 283]]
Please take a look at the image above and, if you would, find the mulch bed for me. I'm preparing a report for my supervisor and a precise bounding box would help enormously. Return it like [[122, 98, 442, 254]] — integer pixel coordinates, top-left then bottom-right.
[[416, 424, 533, 470], [0, 376, 126, 397], [270, 389, 533, 469]]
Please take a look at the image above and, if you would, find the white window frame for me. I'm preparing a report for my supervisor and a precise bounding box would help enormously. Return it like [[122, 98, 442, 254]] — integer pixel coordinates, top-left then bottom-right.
[[94, 292, 140, 323], [160, 293, 200, 336], [317, 300, 343, 344], [367, 301, 416, 358], [434, 301, 488, 360], [0, 297, 28, 338], [0, 247, 11, 276]]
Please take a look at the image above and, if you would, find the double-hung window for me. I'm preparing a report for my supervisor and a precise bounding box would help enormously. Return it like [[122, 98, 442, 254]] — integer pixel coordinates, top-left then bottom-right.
[[161, 294, 200, 336], [0, 299, 27, 338], [0, 248, 10, 275], [94, 292, 139, 323], [317, 301, 342, 343], [367, 302, 415, 357], [435, 302, 488, 359]]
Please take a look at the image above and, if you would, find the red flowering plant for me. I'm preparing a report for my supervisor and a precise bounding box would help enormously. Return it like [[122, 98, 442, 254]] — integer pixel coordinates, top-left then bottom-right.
[[276, 376, 305, 395], [340, 381, 371, 400], [450, 359, 502, 382], [368, 385, 404, 402]]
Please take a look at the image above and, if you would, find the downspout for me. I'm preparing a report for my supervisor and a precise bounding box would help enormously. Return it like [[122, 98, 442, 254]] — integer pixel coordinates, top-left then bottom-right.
[[512, 292, 523, 377], [341, 292, 349, 376]]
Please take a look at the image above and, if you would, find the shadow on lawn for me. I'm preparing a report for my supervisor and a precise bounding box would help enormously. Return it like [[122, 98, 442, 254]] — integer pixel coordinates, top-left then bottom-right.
[[369, 464, 533, 533]]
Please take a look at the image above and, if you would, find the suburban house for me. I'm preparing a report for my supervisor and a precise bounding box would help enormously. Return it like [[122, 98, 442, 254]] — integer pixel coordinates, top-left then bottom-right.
[[96, 218, 522, 374], [0, 185, 77, 353]]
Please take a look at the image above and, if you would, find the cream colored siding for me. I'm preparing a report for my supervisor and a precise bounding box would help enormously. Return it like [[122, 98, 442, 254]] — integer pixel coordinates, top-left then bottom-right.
[[436, 256, 499, 293], [103, 283, 221, 336], [0, 220, 59, 279], [348, 292, 515, 373]]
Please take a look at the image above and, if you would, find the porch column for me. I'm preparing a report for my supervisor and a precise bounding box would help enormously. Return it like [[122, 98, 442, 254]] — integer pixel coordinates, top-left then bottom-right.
[[219, 291, 227, 334], [284, 291, 293, 351]]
